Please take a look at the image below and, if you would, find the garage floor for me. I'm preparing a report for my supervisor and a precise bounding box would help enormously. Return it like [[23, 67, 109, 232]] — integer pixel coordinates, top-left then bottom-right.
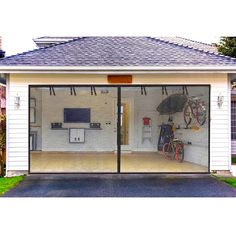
[[30, 151, 208, 173]]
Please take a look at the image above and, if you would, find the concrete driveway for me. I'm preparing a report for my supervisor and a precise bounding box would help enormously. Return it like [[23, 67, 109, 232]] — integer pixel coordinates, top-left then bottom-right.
[[3, 174, 236, 197]]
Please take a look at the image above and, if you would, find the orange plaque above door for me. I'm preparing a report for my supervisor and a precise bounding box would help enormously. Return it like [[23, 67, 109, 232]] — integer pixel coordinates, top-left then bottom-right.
[[107, 75, 132, 84]]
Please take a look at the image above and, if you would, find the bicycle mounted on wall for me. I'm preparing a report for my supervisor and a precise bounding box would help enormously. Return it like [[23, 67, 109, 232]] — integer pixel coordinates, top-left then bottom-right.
[[157, 86, 207, 127], [157, 86, 207, 162]]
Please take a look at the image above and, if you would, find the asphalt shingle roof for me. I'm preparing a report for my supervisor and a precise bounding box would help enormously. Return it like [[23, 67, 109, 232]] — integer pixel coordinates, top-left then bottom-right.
[[158, 37, 218, 53], [33, 36, 218, 53], [0, 36, 236, 67]]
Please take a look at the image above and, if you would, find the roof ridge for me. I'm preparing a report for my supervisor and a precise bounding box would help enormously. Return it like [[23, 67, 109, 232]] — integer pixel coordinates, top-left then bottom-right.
[[34, 36, 79, 40], [0, 36, 85, 62], [175, 36, 215, 48], [149, 37, 236, 62]]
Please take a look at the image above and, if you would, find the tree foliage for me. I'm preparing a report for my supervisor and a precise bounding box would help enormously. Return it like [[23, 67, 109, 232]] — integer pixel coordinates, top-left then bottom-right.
[[215, 37, 236, 58]]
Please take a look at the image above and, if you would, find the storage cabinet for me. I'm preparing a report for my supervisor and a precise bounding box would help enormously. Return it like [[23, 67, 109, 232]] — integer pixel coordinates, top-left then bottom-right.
[[69, 128, 85, 143], [30, 131, 37, 150]]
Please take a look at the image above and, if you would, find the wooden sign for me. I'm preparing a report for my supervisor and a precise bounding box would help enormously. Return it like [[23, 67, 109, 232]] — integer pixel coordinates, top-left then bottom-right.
[[107, 75, 132, 84]]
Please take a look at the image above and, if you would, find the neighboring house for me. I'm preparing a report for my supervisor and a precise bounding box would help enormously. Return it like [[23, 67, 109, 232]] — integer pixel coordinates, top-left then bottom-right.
[[0, 36, 236, 176], [33, 36, 79, 48]]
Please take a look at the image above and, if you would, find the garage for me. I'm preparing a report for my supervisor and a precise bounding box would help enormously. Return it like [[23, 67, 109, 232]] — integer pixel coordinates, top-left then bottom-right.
[[29, 85, 210, 173], [1, 36, 234, 176]]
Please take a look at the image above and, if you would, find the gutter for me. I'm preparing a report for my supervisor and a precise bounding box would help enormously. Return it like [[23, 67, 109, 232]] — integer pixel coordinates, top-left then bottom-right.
[[1, 66, 236, 74]]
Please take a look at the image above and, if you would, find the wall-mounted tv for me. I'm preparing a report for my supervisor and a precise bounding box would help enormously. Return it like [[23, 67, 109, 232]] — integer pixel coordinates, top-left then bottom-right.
[[64, 108, 91, 123]]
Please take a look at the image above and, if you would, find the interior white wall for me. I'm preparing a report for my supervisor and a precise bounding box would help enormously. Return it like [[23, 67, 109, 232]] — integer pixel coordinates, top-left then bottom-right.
[[32, 86, 209, 167], [30, 88, 42, 150], [123, 86, 209, 167], [122, 88, 163, 152], [41, 88, 116, 151], [173, 86, 209, 166]]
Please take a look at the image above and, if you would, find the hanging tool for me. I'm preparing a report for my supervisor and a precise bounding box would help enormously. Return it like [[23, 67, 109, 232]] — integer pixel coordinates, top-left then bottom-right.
[[162, 86, 168, 96], [141, 86, 147, 96], [182, 86, 188, 95], [90, 86, 97, 96], [49, 86, 56, 96], [70, 86, 76, 96]]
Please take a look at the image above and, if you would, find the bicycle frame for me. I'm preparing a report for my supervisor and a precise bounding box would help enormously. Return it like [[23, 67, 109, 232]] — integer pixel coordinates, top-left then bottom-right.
[[175, 142, 184, 161], [166, 139, 184, 161], [184, 96, 207, 126]]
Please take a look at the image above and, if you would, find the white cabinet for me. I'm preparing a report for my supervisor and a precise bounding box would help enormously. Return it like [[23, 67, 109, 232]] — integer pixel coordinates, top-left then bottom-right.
[[69, 128, 85, 143]]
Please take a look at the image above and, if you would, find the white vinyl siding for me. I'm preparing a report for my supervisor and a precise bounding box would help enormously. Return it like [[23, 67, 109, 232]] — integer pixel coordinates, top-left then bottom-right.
[[7, 82, 28, 171], [210, 83, 230, 170], [6, 73, 231, 173]]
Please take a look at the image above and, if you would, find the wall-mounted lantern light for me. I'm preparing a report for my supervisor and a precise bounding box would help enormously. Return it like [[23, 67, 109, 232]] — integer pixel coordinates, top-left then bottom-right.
[[231, 78, 236, 90], [217, 94, 224, 108], [14, 94, 20, 109]]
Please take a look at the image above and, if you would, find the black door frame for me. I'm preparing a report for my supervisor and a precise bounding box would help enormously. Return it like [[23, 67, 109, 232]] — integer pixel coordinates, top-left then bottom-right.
[[28, 84, 210, 174]]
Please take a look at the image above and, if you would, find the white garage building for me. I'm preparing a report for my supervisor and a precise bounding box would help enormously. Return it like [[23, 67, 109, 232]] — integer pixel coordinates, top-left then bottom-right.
[[0, 37, 235, 176]]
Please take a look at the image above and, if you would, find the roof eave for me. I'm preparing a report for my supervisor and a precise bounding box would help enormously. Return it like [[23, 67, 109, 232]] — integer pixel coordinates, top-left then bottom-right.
[[1, 66, 236, 74]]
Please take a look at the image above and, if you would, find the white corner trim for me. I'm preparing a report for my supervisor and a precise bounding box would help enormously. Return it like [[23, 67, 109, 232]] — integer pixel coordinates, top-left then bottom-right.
[[231, 165, 236, 176], [5, 74, 9, 176], [228, 74, 232, 170]]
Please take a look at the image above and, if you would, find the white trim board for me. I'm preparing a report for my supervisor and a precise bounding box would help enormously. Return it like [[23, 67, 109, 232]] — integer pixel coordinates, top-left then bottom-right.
[[2, 66, 236, 74]]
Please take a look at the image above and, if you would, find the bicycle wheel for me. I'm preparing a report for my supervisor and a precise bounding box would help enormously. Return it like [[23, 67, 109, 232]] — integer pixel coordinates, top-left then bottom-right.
[[183, 104, 192, 126], [196, 104, 206, 126], [176, 143, 184, 163], [162, 143, 174, 160]]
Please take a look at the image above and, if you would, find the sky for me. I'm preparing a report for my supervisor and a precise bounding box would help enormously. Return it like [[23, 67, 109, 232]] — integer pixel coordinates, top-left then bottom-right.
[[1, 0, 236, 56]]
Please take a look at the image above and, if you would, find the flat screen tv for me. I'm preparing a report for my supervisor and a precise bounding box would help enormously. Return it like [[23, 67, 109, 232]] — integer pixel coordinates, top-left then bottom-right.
[[64, 108, 91, 123]]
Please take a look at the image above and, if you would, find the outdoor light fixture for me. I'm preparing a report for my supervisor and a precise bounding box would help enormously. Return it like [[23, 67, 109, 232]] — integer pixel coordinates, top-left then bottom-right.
[[231, 79, 236, 90], [232, 81, 236, 90], [217, 94, 224, 108], [14, 94, 20, 109]]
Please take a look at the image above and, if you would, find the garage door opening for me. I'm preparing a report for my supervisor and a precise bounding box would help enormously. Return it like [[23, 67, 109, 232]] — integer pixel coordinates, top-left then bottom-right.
[[120, 86, 209, 173], [29, 85, 210, 173]]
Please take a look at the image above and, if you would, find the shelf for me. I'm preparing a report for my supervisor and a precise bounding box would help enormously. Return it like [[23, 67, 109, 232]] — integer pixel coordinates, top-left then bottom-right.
[[85, 128, 102, 130], [51, 128, 102, 130], [51, 128, 68, 130], [51, 127, 102, 130]]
